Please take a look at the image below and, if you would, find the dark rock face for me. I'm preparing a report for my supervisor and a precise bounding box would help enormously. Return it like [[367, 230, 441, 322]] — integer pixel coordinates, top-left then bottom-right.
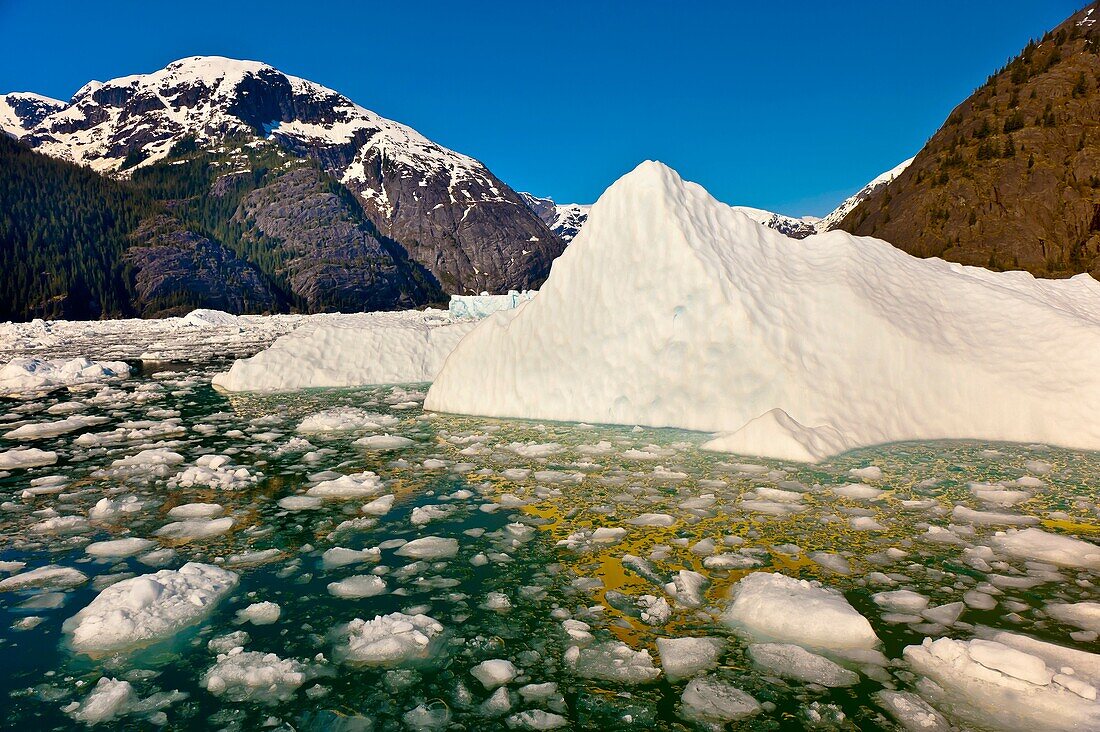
[[0, 93, 65, 135], [124, 216, 279, 317], [234, 167, 442, 310], [10, 56, 567, 295], [841, 2, 1100, 278]]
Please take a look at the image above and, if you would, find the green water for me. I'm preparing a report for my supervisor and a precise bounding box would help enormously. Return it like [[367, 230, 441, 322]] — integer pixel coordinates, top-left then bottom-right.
[[0, 364, 1098, 730]]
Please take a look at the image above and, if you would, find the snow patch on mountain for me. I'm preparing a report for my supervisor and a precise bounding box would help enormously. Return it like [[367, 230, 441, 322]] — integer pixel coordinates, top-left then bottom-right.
[[0, 92, 65, 138], [520, 193, 592, 243], [817, 157, 914, 232]]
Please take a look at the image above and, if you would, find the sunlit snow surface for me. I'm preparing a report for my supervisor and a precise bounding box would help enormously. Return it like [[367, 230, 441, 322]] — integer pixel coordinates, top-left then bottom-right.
[[1, 363, 1099, 730]]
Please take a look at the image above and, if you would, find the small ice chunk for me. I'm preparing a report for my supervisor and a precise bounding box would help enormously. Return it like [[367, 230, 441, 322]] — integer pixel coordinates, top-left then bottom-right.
[[747, 643, 859, 687], [154, 517, 234, 539], [656, 637, 724, 681], [471, 659, 518, 689], [336, 612, 445, 666], [991, 528, 1100, 569], [1046, 602, 1100, 633], [0, 564, 87, 591], [680, 676, 760, 724], [203, 650, 309, 703], [86, 538, 156, 559], [236, 601, 281, 625], [565, 640, 660, 684], [67, 677, 137, 724], [394, 536, 458, 559], [722, 572, 879, 650], [328, 575, 387, 598]]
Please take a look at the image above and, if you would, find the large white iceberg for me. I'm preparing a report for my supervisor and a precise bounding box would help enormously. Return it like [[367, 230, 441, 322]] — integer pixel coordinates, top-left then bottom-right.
[[425, 161, 1100, 462], [212, 310, 475, 392]]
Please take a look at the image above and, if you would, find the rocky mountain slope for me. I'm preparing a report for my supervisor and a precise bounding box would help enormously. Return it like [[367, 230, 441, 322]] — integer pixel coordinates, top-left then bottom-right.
[[1, 56, 564, 303], [839, 2, 1100, 277], [815, 157, 913, 232]]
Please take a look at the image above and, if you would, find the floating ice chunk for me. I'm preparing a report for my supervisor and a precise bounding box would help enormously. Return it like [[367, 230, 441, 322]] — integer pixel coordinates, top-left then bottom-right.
[[624, 513, 675, 527], [154, 517, 234, 539], [208, 630, 250, 654], [86, 538, 156, 558], [236, 601, 281, 625], [307, 471, 382, 499], [169, 455, 260, 490], [0, 564, 87, 591], [336, 612, 445, 666], [831, 483, 883, 500], [166, 503, 223, 520], [952, 506, 1038, 526], [361, 494, 395, 516], [67, 677, 137, 725], [809, 551, 851, 575], [278, 495, 322, 511], [903, 636, 1100, 731], [664, 569, 708, 608], [0, 356, 129, 396], [722, 572, 878, 650], [679, 676, 760, 724], [328, 575, 387, 598], [354, 434, 415, 450], [991, 528, 1100, 569], [0, 447, 57, 469], [656, 637, 724, 681], [505, 710, 568, 730], [747, 643, 859, 687], [565, 640, 660, 684], [849, 466, 883, 481], [321, 547, 381, 569], [1046, 602, 1100, 633], [1025, 460, 1053, 475], [504, 441, 563, 458], [874, 690, 951, 732], [471, 659, 518, 689], [873, 590, 930, 613], [394, 536, 458, 559], [203, 650, 308, 703], [922, 602, 965, 626], [95, 449, 185, 482], [297, 408, 399, 433], [31, 515, 89, 534], [4, 414, 108, 440], [65, 563, 238, 653], [850, 516, 886, 531]]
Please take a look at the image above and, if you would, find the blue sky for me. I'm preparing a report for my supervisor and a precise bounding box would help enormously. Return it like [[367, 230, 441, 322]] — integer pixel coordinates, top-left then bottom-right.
[[0, 0, 1084, 215]]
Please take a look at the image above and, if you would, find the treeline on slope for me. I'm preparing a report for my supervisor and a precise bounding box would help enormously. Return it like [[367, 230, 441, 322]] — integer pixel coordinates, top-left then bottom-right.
[[0, 134, 443, 321], [0, 134, 154, 319], [840, 4, 1100, 277]]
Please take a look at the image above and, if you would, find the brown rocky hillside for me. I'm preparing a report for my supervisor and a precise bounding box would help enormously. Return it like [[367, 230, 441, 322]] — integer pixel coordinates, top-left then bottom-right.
[[840, 2, 1100, 277]]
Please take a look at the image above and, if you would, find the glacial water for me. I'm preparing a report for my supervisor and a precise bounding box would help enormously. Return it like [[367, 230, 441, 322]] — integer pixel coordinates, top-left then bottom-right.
[[1, 363, 1098, 730]]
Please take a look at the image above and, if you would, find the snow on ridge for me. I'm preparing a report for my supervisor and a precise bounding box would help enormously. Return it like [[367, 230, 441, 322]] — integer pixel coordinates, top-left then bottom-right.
[[425, 159, 1100, 462], [0, 92, 66, 138], [816, 157, 915, 232], [18, 55, 499, 190]]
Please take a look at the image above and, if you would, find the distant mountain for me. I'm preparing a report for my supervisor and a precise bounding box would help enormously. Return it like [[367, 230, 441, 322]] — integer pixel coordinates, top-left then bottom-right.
[[522, 191, 823, 242], [838, 2, 1100, 277], [1, 56, 565, 302], [520, 192, 591, 243], [815, 158, 913, 233], [729, 206, 819, 239]]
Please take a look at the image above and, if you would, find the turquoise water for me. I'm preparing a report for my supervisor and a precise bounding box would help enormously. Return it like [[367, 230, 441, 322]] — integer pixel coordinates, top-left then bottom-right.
[[1, 364, 1098, 730]]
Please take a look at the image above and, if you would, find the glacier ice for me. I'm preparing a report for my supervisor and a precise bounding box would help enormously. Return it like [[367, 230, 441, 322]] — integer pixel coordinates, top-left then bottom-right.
[[426, 161, 1100, 462]]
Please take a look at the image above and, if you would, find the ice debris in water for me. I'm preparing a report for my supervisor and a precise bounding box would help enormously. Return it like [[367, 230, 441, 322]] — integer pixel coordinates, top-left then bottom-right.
[[565, 640, 660, 684], [297, 407, 399, 433], [235, 601, 281, 625], [656, 637, 724, 681], [64, 563, 238, 653], [394, 536, 458, 559], [203, 649, 312, 703], [903, 632, 1100, 731], [747, 643, 859, 687], [0, 447, 58, 469], [336, 613, 444, 666], [990, 527, 1100, 569], [722, 572, 879, 650], [679, 675, 761, 725]]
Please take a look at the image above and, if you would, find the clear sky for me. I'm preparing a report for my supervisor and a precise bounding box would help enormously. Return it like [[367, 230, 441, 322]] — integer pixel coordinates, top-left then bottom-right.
[[0, 0, 1085, 215]]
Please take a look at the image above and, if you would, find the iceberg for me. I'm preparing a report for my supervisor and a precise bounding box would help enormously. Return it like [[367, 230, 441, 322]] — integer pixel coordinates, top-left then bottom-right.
[[425, 161, 1100, 462], [212, 310, 476, 392]]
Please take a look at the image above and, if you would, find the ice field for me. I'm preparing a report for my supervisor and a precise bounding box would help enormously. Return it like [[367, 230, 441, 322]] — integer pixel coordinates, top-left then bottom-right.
[[1, 360, 1098, 730]]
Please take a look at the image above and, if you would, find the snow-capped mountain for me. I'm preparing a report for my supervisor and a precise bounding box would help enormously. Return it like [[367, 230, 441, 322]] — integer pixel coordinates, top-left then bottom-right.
[[0, 92, 65, 137], [519, 192, 591, 243], [815, 157, 914, 233], [3, 56, 563, 295], [729, 206, 820, 239]]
